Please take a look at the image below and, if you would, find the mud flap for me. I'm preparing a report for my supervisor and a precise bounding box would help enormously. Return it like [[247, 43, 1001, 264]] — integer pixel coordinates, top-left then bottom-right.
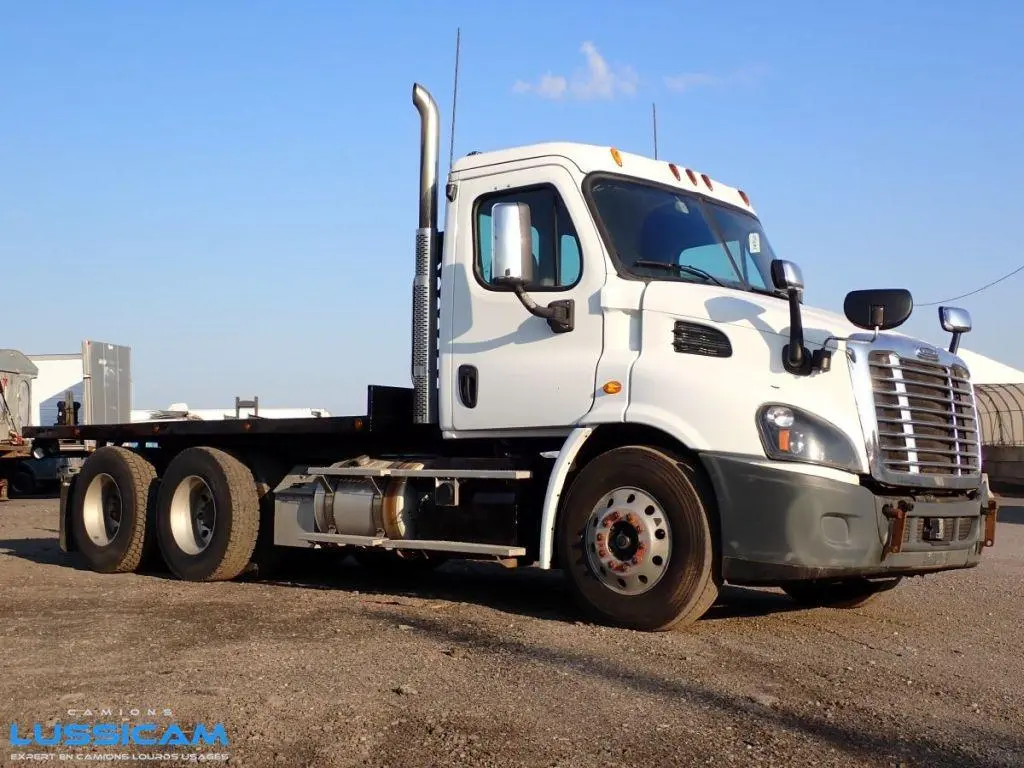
[[58, 474, 79, 553]]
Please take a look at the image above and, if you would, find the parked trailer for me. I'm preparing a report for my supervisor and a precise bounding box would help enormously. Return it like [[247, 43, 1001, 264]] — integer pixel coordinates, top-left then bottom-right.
[[24, 83, 999, 630], [1, 350, 38, 499]]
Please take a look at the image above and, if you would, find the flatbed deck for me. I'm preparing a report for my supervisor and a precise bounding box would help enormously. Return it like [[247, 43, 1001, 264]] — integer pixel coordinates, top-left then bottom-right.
[[23, 413, 371, 442], [21, 385, 434, 457]]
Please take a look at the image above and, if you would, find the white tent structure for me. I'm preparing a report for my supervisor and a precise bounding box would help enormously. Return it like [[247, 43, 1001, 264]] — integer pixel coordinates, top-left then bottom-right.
[[953, 349, 1024, 487], [958, 348, 1024, 385]]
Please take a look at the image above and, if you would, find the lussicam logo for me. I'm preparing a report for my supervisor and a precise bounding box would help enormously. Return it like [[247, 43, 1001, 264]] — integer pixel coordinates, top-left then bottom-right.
[[9, 721, 229, 747]]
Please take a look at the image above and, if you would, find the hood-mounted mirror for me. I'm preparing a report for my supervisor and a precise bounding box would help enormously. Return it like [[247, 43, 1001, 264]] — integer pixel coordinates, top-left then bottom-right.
[[939, 306, 971, 354], [843, 289, 913, 334], [770, 259, 831, 375]]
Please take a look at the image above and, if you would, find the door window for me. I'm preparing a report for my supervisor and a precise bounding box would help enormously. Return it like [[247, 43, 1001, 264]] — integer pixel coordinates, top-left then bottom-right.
[[475, 186, 583, 290]]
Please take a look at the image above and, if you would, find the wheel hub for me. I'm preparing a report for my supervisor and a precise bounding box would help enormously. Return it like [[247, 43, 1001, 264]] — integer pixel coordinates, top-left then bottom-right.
[[169, 475, 217, 555], [81, 473, 123, 546], [585, 487, 672, 595]]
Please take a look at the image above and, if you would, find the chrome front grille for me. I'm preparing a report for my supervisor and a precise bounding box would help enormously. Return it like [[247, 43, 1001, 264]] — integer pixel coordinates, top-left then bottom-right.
[[868, 351, 981, 481]]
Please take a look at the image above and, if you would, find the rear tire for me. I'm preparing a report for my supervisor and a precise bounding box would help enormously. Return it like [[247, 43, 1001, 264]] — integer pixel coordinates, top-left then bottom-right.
[[782, 577, 902, 608], [70, 446, 158, 573], [557, 446, 719, 631], [156, 447, 260, 581], [10, 466, 36, 496]]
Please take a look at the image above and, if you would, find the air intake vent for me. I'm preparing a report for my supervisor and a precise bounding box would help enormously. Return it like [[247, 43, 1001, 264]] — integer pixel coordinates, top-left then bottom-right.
[[672, 321, 732, 358]]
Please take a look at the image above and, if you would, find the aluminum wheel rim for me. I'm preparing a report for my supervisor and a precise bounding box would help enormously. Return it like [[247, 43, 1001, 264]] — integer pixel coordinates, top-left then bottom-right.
[[169, 475, 217, 555], [82, 473, 123, 546], [584, 486, 672, 595]]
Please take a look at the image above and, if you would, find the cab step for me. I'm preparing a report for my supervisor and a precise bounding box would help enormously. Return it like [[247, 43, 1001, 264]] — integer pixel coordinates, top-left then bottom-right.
[[297, 531, 525, 557], [306, 466, 531, 480]]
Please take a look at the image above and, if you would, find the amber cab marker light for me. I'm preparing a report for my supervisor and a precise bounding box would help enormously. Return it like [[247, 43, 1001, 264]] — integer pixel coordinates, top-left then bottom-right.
[[701, 173, 714, 190], [685, 168, 698, 185], [739, 189, 751, 207], [668, 163, 681, 181], [610, 147, 623, 167], [602, 381, 623, 395]]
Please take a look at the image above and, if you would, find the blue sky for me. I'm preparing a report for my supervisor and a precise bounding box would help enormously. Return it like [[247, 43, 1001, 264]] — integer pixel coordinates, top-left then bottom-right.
[[3, 1, 1022, 414]]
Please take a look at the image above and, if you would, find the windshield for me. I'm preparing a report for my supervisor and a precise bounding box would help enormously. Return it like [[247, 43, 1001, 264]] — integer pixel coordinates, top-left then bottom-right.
[[586, 176, 780, 293]]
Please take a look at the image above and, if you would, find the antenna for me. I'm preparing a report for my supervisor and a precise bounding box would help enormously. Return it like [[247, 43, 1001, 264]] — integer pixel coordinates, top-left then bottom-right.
[[652, 102, 658, 159], [448, 27, 461, 170]]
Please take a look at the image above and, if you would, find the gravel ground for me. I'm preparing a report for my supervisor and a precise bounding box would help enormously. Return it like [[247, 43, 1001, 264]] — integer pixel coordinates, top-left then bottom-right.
[[1, 495, 1022, 768]]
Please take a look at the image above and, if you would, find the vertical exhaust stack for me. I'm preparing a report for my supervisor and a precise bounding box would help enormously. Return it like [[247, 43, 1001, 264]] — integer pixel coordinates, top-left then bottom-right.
[[412, 83, 440, 425]]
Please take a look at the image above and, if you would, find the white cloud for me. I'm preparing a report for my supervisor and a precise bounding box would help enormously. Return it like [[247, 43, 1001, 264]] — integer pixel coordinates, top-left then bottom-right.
[[513, 42, 638, 101], [514, 73, 567, 99], [663, 67, 762, 94]]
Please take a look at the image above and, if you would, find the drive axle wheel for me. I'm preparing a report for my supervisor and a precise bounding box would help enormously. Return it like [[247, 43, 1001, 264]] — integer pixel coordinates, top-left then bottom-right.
[[156, 447, 260, 581], [557, 446, 719, 631], [70, 446, 158, 573]]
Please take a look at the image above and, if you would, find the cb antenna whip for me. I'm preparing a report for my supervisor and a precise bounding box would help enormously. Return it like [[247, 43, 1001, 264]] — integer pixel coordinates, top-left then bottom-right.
[[652, 102, 659, 159], [448, 27, 461, 170]]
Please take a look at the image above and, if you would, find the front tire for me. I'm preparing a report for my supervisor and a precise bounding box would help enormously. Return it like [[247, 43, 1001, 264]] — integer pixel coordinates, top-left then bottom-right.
[[156, 447, 260, 582], [557, 446, 719, 631], [70, 446, 158, 573]]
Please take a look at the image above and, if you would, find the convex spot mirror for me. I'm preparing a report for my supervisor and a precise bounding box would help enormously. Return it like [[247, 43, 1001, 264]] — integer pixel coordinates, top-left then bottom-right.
[[491, 201, 535, 287], [939, 305, 971, 354], [939, 306, 971, 334], [843, 289, 913, 331]]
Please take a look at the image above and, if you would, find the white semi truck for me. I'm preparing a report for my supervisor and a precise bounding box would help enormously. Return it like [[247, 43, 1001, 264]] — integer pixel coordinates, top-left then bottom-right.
[[25, 83, 998, 630]]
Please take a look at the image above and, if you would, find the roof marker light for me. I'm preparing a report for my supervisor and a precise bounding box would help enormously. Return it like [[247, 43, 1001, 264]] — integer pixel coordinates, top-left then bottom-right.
[[739, 189, 751, 206], [668, 163, 681, 181], [701, 173, 714, 190], [685, 168, 698, 185], [610, 147, 623, 167]]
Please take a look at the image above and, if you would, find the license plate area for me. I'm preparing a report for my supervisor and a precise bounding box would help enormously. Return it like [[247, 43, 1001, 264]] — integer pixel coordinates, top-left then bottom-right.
[[922, 517, 948, 542]]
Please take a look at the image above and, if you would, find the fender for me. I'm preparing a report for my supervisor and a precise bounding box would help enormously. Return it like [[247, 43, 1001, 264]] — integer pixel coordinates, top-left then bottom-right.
[[535, 413, 711, 569], [535, 427, 593, 569], [623, 403, 711, 452]]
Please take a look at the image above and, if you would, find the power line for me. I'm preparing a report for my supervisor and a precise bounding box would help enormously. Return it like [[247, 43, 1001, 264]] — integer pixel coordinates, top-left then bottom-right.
[[919, 263, 1024, 306]]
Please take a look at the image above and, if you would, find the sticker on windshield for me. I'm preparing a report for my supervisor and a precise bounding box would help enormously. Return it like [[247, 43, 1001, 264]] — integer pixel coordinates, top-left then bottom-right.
[[748, 232, 761, 254]]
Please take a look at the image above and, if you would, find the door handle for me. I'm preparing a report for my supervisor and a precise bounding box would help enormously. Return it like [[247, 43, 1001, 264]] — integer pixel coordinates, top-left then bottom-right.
[[458, 365, 478, 409]]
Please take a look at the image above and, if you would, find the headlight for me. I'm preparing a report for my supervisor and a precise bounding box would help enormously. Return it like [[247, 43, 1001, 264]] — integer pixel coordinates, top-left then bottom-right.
[[756, 404, 861, 473]]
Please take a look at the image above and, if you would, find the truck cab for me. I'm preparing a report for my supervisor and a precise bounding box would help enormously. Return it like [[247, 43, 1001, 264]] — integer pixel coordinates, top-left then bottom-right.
[[438, 136, 993, 599]]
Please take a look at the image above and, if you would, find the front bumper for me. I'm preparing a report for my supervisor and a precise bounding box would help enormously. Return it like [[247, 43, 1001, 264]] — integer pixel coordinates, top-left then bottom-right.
[[699, 452, 994, 585]]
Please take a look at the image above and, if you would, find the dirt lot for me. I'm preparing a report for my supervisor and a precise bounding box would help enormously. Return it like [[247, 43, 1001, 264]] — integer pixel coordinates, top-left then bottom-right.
[[1, 496, 1022, 768]]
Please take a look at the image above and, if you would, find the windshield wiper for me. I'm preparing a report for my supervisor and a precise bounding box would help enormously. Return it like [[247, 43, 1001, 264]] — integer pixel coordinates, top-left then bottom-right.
[[632, 259, 725, 286]]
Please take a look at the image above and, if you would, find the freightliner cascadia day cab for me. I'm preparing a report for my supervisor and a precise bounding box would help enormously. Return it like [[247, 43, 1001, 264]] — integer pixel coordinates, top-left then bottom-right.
[[25, 83, 998, 631]]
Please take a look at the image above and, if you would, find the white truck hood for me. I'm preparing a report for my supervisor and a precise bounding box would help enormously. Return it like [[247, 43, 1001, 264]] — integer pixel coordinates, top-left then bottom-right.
[[639, 282, 861, 348]]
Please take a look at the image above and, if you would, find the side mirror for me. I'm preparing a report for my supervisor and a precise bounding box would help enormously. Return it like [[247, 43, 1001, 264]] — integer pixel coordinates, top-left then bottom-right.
[[939, 306, 971, 354], [843, 289, 913, 332], [491, 202, 534, 287], [487, 201, 572, 334], [770, 259, 812, 374], [770, 259, 804, 292]]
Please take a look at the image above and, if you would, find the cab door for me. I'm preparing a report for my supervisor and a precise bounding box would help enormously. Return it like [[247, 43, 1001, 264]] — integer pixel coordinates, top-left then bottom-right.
[[445, 163, 604, 432]]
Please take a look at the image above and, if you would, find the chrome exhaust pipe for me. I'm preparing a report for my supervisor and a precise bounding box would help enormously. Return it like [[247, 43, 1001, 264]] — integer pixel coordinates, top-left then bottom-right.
[[413, 83, 440, 233], [411, 83, 439, 425]]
